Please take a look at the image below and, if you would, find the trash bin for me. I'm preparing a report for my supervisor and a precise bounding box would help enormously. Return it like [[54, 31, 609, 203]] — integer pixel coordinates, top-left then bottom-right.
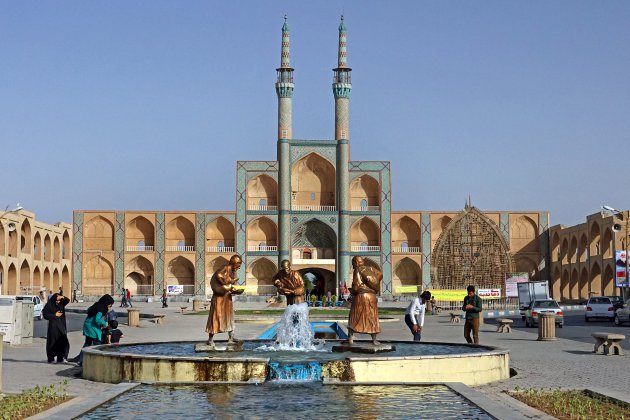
[[192, 300, 201, 312], [537, 313, 556, 341], [127, 309, 140, 327]]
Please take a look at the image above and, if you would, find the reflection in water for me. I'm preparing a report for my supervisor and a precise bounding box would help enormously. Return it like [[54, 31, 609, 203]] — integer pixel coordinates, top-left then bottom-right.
[[79, 384, 493, 420]]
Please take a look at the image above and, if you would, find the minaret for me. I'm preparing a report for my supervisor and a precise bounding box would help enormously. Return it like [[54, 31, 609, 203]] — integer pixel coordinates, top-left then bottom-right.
[[277, 15, 294, 264], [334, 15, 352, 289]]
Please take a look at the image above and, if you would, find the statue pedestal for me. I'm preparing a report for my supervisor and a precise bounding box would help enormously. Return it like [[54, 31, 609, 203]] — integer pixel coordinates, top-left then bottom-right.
[[331, 343, 396, 354], [195, 341, 244, 353]]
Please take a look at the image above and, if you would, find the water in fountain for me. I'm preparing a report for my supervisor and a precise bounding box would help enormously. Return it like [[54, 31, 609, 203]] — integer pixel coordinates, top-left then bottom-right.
[[273, 302, 317, 350], [267, 361, 322, 381]]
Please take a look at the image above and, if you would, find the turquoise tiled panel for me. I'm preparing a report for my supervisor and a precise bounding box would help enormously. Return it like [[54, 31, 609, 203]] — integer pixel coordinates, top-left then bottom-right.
[[500, 212, 510, 246], [290, 141, 337, 166], [155, 213, 165, 295], [539, 212, 550, 280], [235, 163, 248, 285], [114, 213, 125, 293], [195, 213, 206, 296], [379, 164, 392, 294], [72, 212, 83, 292], [421, 213, 432, 288]]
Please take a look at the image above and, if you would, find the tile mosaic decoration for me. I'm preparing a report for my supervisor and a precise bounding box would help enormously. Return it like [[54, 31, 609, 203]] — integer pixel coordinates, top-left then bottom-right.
[[114, 213, 125, 293], [72, 212, 83, 292], [154, 213, 165, 295]]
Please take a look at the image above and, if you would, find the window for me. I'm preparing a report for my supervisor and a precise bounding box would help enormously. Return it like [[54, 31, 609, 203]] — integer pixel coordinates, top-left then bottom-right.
[[360, 242, 368, 251], [259, 242, 266, 251], [61, 245, 65, 259], [401, 242, 409, 251], [137, 240, 145, 251], [360, 199, 368, 209], [310, 192, 316, 201], [217, 241, 224, 249], [178, 240, 185, 251], [259, 198, 267, 207]]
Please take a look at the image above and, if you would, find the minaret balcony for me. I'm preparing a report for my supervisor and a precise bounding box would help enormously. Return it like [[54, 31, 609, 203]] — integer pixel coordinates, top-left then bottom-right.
[[291, 205, 337, 212]]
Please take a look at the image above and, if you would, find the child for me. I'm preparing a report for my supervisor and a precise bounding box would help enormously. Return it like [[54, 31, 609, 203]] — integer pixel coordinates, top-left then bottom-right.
[[107, 319, 124, 344]]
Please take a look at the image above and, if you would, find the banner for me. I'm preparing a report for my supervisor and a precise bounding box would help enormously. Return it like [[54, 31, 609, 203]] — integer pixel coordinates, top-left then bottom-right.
[[394, 285, 420, 294], [505, 273, 529, 298], [166, 285, 184, 295], [616, 251, 628, 287], [430, 289, 468, 302], [477, 288, 502, 299]]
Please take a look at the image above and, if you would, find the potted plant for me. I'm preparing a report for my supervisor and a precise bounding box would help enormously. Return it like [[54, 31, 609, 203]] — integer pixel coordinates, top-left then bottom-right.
[[320, 296, 327, 307], [309, 294, 317, 307], [330, 295, 337, 307]]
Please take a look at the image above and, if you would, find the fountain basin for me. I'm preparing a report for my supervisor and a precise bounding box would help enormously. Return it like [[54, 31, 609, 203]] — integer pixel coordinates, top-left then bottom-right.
[[82, 340, 509, 386]]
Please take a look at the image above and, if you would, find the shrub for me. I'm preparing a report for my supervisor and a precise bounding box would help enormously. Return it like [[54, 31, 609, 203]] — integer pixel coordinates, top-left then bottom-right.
[[0, 381, 69, 420]]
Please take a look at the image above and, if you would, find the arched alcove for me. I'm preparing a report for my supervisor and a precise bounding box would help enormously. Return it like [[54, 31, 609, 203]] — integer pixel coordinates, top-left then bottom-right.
[[578, 234, 588, 263], [292, 219, 336, 260], [83, 256, 114, 295], [20, 260, 30, 293], [560, 270, 569, 301], [392, 217, 421, 251], [166, 256, 194, 294], [569, 268, 579, 300], [62, 266, 70, 296], [246, 217, 277, 251], [579, 268, 588, 300], [350, 218, 380, 250], [349, 175, 379, 210], [291, 153, 335, 208], [590, 263, 601, 296], [206, 217, 235, 250], [126, 256, 154, 295], [34, 232, 42, 259], [603, 264, 615, 296], [7, 264, 17, 295], [0, 224, 5, 255], [52, 269, 60, 292], [166, 216, 195, 250], [515, 257, 538, 281], [510, 216, 538, 252], [551, 267, 561, 299], [33, 266, 42, 291], [247, 258, 277, 295], [589, 222, 601, 256], [53, 237, 61, 263], [43, 234, 51, 262], [62, 230, 71, 259], [569, 236, 578, 264], [43, 268, 51, 292], [126, 216, 155, 250], [393, 257, 421, 288], [247, 175, 278, 210], [20, 219, 32, 254], [84, 216, 115, 251], [602, 229, 614, 259], [551, 232, 560, 263], [560, 238, 569, 265], [208, 256, 229, 277]]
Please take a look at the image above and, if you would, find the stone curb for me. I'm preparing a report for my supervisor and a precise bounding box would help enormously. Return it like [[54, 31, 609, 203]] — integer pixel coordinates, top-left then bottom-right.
[[27, 382, 139, 420]]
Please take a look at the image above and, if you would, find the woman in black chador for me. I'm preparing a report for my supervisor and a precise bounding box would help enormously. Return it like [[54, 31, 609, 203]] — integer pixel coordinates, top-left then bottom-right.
[[42, 293, 70, 363]]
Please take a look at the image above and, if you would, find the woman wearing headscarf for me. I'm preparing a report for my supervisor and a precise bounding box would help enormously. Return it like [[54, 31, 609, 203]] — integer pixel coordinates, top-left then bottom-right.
[[76, 294, 114, 366], [42, 293, 70, 363]]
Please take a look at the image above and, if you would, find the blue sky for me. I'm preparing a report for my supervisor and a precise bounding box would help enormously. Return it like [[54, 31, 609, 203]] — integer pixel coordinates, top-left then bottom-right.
[[1, 1, 629, 226]]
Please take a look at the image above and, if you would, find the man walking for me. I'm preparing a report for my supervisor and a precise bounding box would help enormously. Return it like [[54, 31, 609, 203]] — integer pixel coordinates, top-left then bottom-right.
[[462, 285, 482, 344]]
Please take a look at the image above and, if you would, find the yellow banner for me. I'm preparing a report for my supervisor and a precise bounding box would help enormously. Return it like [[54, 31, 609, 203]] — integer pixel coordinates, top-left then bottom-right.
[[394, 286, 420, 294], [430, 289, 468, 302]]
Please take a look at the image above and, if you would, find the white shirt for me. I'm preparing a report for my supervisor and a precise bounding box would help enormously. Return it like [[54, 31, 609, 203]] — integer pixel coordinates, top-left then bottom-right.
[[405, 297, 425, 326]]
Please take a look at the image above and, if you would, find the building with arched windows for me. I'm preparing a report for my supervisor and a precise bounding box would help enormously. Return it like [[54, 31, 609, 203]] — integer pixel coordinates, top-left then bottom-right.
[[72, 17, 551, 299], [0, 209, 72, 296]]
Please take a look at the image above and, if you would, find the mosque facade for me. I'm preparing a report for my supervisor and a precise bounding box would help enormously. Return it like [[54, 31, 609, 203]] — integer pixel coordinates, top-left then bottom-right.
[[72, 18, 550, 299]]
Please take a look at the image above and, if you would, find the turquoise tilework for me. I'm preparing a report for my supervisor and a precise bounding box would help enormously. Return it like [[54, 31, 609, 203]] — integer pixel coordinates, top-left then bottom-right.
[[421, 213, 432, 288], [500, 213, 510, 246], [154, 213, 165, 295], [539, 212, 550, 280], [114, 213, 125, 293], [72, 212, 83, 292], [195, 213, 206, 296]]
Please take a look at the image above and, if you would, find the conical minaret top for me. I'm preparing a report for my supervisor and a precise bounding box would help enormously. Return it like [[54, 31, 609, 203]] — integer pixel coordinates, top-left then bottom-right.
[[333, 15, 352, 140], [276, 15, 294, 140], [337, 15, 348, 68]]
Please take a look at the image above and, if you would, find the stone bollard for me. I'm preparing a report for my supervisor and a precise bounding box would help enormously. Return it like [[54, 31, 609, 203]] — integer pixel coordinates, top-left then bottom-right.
[[0, 333, 4, 392], [127, 309, 140, 327], [537, 314, 556, 341], [192, 300, 201, 312], [478, 311, 484, 327]]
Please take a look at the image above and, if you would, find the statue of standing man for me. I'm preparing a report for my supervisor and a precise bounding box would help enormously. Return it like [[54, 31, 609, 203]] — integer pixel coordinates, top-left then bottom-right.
[[206, 254, 244, 348], [347, 256, 382, 346], [273, 260, 305, 305]]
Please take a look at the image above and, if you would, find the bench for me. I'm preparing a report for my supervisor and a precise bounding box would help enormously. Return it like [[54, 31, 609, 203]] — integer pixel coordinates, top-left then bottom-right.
[[449, 312, 461, 323], [496, 318, 513, 333], [592, 332, 625, 356], [180, 306, 188, 314], [152, 314, 166, 324]]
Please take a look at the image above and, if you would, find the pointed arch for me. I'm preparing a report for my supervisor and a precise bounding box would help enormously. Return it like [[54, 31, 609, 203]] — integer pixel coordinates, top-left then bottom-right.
[[85, 216, 115, 251], [208, 256, 229, 276], [551, 231, 560, 263], [43, 267, 52, 293], [126, 256, 154, 295], [7, 263, 17, 295], [53, 237, 61, 263], [83, 256, 114, 295], [570, 268, 579, 300], [560, 269, 569, 301], [569, 236, 578, 264], [52, 268, 60, 292], [206, 217, 235, 249], [166, 216, 195, 249], [578, 233, 588, 263], [247, 258, 277, 295], [20, 260, 31, 293], [350, 217, 380, 249], [20, 219, 32, 254], [62, 266, 70, 296], [603, 264, 615, 296], [126, 216, 155, 249], [590, 263, 601, 296], [0, 223, 4, 255], [515, 256, 539, 281], [560, 238, 569, 265], [350, 174, 380, 209], [62, 230, 71, 259], [392, 216, 421, 250], [602, 228, 614, 259], [33, 266, 42, 291], [246, 217, 277, 250], [291, 153, 336, 207], [510, 216, 538, 252], [247, 174, 278, 209], [292, 219, 337, 258], [363, 258, 381, 272], [166, 256, 194, 293], [393, 257, 421, 288], [34, 232, 42, 259], [589, 222, 601, 256], [551, 266, 561, 299], [432, 207, 513, 290], [579, 267, 589, 300]]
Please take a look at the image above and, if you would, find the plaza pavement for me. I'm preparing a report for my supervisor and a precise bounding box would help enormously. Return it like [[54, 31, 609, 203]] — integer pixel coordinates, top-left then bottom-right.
[[1, 300, 629, 419]]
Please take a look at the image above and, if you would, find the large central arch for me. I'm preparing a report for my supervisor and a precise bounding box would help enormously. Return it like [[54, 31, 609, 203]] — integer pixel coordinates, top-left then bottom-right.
[[432, 206, 514, 291], [291, 153, 336, 208], [292, 219, 337, 261]]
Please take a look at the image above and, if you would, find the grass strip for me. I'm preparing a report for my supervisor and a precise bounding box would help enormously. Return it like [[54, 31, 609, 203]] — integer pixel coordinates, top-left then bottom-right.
[[509, 388, 630, 420], [0, 381, 70, 420]]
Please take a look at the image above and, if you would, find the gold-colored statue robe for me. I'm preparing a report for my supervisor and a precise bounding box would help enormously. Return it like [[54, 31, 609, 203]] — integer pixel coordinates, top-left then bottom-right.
[[348, 265, 382, 334], [273, 269, 305, 305], [205, 264, 237, 334]]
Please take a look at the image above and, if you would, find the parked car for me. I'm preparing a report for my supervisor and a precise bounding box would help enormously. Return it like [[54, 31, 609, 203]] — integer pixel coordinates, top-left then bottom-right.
[[614, 299, 630, 326], [585, 296, 615, 322], [15, 295, 44, 320], [607, 296, 624, 311], [524, 299, 564, 328]]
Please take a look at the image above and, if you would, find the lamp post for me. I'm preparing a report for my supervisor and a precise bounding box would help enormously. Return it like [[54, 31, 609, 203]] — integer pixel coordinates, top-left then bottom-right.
[[0, 203, 23, 220], [602, 205, 629, 301]]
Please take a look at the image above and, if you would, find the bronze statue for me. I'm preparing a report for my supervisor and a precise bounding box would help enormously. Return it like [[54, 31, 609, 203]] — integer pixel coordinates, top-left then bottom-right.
[[206, 254, 244, 348], [346, 256, 382, 345], [273, 259, 305, 305]]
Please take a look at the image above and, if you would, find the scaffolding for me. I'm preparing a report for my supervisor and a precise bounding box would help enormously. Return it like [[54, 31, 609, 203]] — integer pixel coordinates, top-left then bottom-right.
[[432, 206, 514, 291]]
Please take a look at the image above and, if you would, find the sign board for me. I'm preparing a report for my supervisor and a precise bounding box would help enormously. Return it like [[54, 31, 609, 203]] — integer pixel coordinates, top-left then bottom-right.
[[505, 273, 529, 298], [394, 286, 420, 294], [616, 251, 628, 287], [477, 288, 502, 299], [166, 285, 184, 295]]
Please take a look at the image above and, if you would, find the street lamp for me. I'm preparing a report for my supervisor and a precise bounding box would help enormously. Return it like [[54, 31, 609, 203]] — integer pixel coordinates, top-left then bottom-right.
[[601, 205, 629, 301]]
